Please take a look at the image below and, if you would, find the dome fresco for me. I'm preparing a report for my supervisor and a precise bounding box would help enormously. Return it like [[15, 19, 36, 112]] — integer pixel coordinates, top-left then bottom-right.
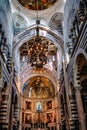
[[18, 0, 57, 10]]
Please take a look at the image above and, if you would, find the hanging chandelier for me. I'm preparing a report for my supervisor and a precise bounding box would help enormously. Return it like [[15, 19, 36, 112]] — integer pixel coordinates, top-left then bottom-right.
[[28, 37, 48, 68], [28, 0, 48, 68]]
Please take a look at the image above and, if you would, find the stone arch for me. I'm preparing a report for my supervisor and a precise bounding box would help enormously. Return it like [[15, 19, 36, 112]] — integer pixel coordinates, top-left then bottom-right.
[[22, 75, 56, 98], [21, 68, 58, 94], [74, 54, 87, 85], [13, 25, 64, 51], [73, 53, 87, 129], [74, 49, 87, 66], [12, 25, 64, 76], [73, 52, 87, 88]]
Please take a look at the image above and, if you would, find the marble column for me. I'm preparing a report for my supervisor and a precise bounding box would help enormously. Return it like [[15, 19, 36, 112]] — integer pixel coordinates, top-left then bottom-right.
[[75, 87, 86, 130]]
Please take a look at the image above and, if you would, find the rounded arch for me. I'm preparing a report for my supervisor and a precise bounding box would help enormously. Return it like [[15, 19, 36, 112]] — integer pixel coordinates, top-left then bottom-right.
[[22, 75, 56, 99], [12, 25, 64, 80], [73, 49, 87, 66], [13, 24, 64, 49], [73, 52, 87, 89], [13, 24, 64, 66]]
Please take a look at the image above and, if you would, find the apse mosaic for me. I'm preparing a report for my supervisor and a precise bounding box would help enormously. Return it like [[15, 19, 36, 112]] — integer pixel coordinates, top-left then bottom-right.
[[23, 76, 55, 98], [18, 0, 57, 10]]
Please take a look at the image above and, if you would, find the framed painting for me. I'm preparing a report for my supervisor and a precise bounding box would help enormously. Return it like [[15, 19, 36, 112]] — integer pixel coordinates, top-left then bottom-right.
[[26, 101, 31, 110], [46, 100, 52, 110], [25, 113, 32, 124]]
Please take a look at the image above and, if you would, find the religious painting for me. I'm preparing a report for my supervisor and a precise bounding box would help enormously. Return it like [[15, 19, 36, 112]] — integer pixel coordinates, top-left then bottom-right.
[[47, 113, 53, 123], [25, 113, 32, 124], [36, 102, 42, 111], [26, 101, 31, 110], [46, 100, 52, 110]]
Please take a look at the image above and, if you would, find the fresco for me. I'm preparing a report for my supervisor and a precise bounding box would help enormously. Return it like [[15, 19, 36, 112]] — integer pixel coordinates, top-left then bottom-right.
[[18, 0, 57, 10]]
